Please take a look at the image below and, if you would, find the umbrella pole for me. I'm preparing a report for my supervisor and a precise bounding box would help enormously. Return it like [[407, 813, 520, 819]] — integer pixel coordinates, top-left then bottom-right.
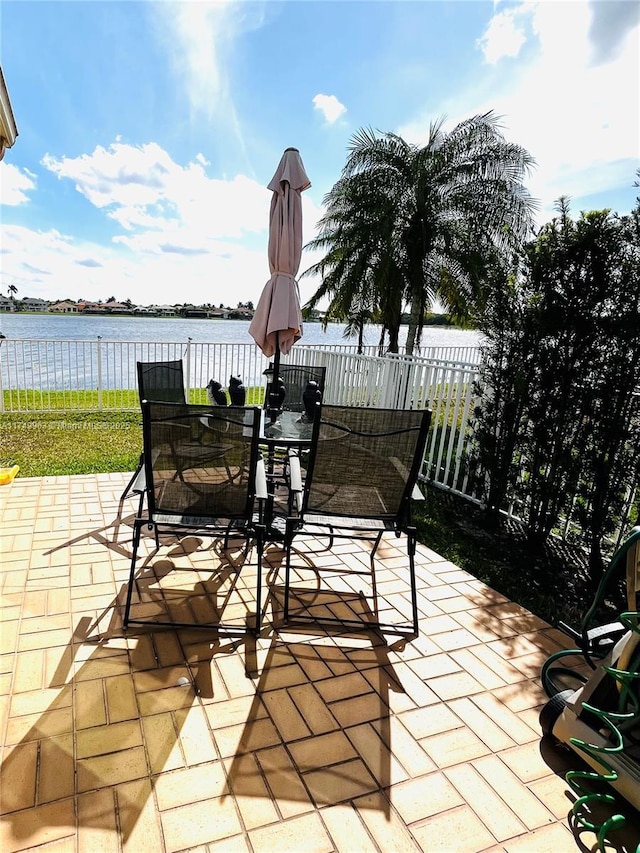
[[266, 332, 285, 424], [272, 331, 281, 387]]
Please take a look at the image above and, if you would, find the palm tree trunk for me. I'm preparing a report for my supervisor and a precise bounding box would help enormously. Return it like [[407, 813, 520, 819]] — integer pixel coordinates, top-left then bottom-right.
[[405, 299, 421, 355]]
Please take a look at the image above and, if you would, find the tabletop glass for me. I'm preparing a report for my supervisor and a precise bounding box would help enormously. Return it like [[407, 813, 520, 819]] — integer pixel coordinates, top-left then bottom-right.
[[261, 410, 314, 445]]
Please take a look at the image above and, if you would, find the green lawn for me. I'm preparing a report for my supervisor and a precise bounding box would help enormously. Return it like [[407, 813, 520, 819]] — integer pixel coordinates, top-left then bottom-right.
[[2, 386, 266, 412], [0, 411, 143, 477]]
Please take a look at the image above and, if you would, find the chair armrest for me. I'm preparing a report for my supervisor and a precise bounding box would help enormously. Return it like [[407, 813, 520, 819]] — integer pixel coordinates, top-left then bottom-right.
[[130, 466, 146, 495], [255, 458, 268, 501], [288, 452, 303, 513]]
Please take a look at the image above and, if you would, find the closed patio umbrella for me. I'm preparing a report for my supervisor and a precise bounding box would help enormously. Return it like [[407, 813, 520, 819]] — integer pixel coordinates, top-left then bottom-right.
[[249, 147, 311, 407]]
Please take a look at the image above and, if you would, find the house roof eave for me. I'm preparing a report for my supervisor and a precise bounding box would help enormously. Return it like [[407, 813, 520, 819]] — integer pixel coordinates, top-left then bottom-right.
[[0, 64, 18, 160]]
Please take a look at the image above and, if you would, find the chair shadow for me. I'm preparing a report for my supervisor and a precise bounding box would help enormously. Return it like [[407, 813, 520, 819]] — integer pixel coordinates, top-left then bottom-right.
[[42, 491, 142, 561], [0, 536, 261, 847], [224, 587, 407, 819]]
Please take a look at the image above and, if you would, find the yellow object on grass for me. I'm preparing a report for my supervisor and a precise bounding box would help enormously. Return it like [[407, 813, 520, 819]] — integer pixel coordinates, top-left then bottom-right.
[[0, 465, 19, 485]]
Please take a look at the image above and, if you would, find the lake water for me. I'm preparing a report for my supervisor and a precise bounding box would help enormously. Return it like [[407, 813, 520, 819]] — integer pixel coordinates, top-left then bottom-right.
[[0, 313, 481, 351]]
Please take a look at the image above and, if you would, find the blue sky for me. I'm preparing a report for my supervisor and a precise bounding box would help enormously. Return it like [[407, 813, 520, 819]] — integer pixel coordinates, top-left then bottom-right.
[[1, 0, 638, 308]]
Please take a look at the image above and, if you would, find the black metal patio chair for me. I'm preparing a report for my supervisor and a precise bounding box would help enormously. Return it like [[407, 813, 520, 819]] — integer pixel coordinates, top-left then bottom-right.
[[123, 402, 267, 636], [120, 359, 188, 506], [282, 404, 432, 639], [263, 363, 326, 416], [262, 363, 327, 505]]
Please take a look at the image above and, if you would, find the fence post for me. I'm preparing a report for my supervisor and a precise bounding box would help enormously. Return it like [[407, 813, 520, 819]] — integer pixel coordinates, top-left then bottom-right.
[[96, 336, 103, 409], [0, 339, 4, 413], [185, 338, 192, 399]]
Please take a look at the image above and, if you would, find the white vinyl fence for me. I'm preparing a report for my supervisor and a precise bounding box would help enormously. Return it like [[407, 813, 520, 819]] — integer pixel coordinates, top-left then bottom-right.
[[2, 336, 634, 547], [0, 337, 479, 498]]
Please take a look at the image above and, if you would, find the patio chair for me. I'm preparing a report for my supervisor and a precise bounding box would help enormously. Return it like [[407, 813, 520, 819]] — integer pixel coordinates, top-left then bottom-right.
[[282, 404, 432, 639], [264, 363, 326, 415], [262, 363, 327, 493], [123, 402, 267, 635], [121, 359, 188, 504]]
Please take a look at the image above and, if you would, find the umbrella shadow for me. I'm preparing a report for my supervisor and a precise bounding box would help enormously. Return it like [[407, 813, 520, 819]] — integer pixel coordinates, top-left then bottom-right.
[[224, 587, 407, 819]]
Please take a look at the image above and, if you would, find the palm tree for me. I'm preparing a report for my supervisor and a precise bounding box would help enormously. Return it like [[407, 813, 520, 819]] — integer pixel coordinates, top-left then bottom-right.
[[303, 112, 537, 353], [8, 283, 18, 308]]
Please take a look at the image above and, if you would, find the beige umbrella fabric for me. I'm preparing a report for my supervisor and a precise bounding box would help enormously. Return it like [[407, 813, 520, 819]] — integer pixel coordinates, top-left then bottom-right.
[[249, 147, 311, 360]]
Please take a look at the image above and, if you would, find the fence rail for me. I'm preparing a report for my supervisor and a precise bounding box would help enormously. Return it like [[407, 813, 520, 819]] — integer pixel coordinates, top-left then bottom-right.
[[0, 338, 479, 408]]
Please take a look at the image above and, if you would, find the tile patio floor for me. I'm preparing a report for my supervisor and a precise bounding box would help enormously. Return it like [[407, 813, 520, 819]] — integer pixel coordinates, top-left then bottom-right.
[[1, 473, 639, 853]]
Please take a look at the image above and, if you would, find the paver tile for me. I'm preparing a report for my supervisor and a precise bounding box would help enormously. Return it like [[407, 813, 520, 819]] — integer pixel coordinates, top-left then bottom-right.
[[0, 799, 76, 852], [1, 740, 38, 813], [421, 726, 491, 768], [472, 754, 557, 830], [38, 734, 75, 803], [289, 729, 357, 770], [502, 822, 576, 851], [390, 772, 464, 823], [411, 805, 496, 852], [0, 472, 600, 853], [77, 788, 119, 853], [354, 791, 421, 852], [224, 751, 279, 829], [320, 803, 376, 853], [154, 762, 229, 810], [445, 763, 527, 841], [248, 812, 333, 853]]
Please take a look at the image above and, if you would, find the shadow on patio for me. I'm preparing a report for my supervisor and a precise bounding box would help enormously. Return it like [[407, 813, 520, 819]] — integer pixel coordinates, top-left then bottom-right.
[[1, 472, 639, 852]]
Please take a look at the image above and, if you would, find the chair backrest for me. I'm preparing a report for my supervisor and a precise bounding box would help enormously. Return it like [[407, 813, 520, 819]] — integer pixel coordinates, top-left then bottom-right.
[[137, 360, 186, 405], [141, 402, 262, 522], [265, 364, 327, 413], [303, 405, 432, 525]]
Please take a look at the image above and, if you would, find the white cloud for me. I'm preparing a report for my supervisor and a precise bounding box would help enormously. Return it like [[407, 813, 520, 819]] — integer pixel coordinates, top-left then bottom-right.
[[0, 163, 37, 206], [3, 141, 325, 307], [42, 142, 270, 240], [399, 0, 639, 223], [477, 7, 527, 64], [312, 94, 347, 125]]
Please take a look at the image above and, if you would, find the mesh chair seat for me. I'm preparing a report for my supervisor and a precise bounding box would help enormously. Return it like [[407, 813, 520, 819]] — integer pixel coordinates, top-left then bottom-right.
[[123, 403, 266, 636], [283, 404, 432, 639]]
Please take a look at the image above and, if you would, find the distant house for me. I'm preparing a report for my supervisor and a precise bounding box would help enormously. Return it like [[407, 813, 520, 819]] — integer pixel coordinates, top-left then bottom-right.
[[21, 297, 49, 312], [48, 301, 78, 313], [229, 307, 254, 320], [209, 308, 230, 319], [77, 301, 107, 313], [0, 295, 15, 312], [102, 301, 133, 313], [149, 305, 177, 316]]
